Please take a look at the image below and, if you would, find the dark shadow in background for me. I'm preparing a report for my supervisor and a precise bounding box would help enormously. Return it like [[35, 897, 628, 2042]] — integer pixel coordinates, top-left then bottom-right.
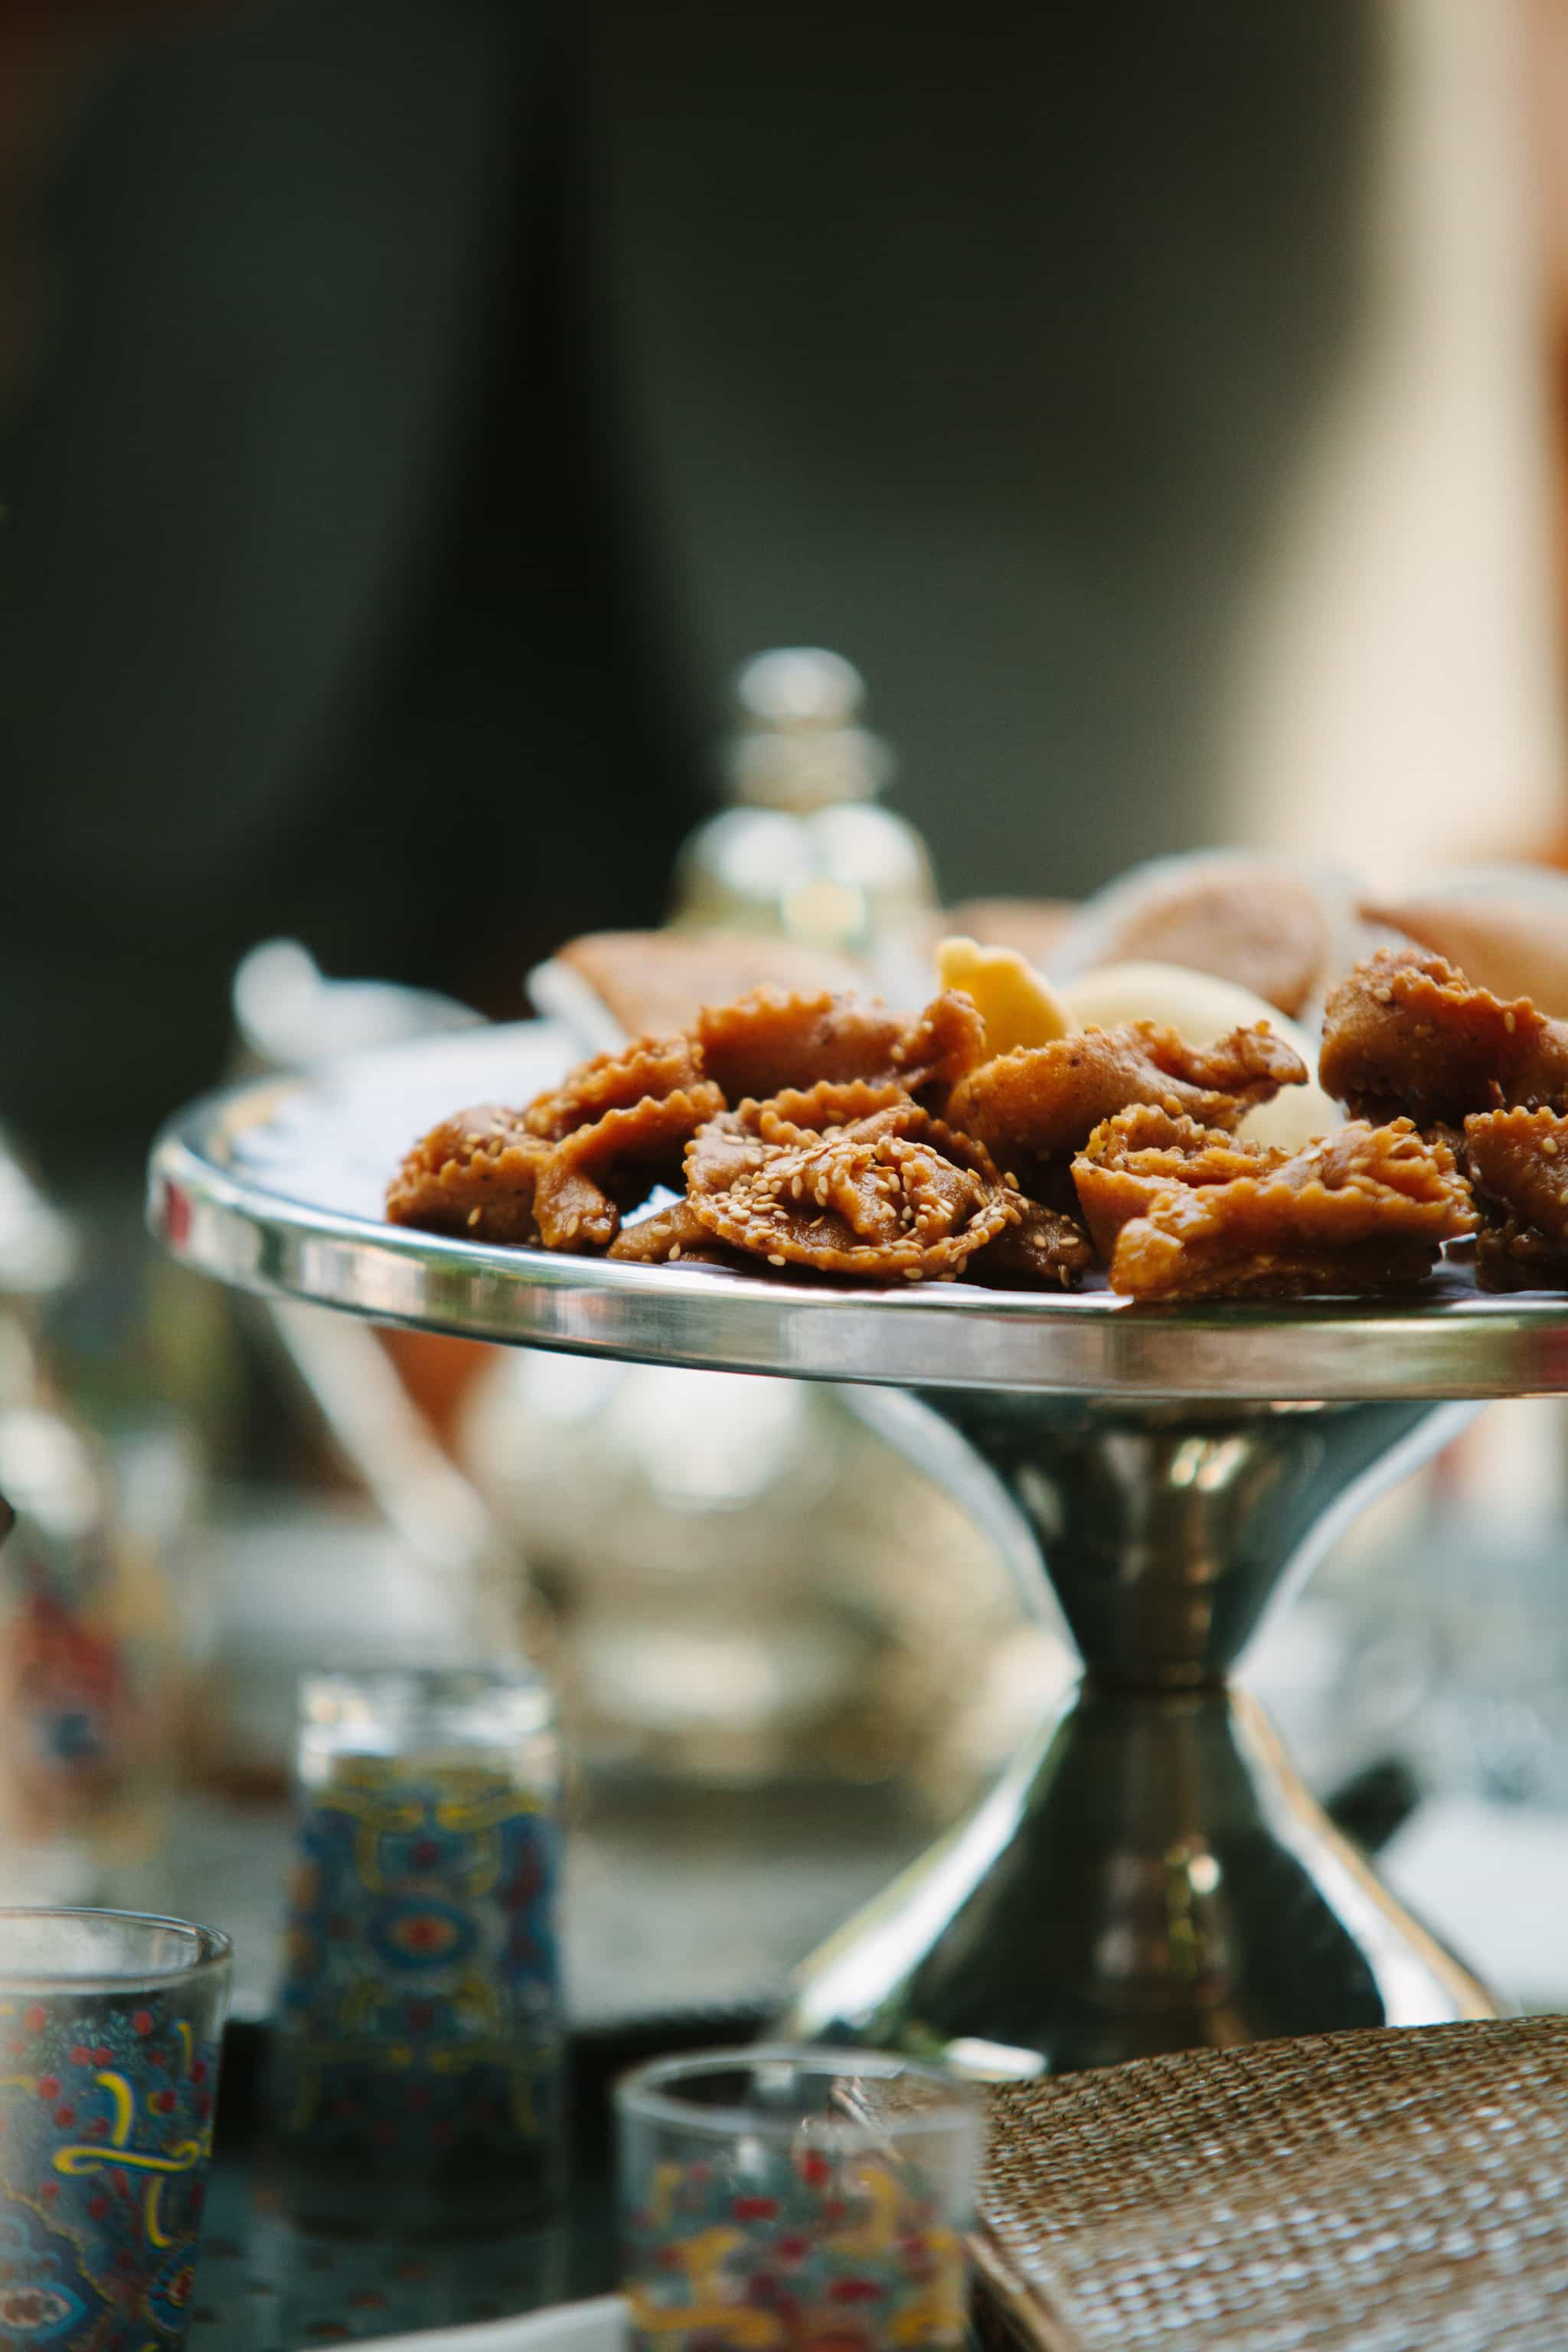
[[0, 0, 1380, 1175]]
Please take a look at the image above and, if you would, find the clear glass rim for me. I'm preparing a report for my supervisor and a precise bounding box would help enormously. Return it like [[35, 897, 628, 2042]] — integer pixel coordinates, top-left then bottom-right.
[[299, 1666, 541, 1720], [614, 2043, 982, 2140], [0, 1908, 233, 1995], [301, 1666, 531, 1699]]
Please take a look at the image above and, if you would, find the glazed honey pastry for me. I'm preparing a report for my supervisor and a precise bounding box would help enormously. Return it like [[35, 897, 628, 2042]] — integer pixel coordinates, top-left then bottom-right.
[[1462, 1108, 1568, 1290], [386, 1105, 550, 1246], [1071, 1106, 1270, 1261], [962, 1194, 1095, 1289], [388, 945, 1568, 1298], [694, 988, 983, 1106], [947, 1021, 1307, 1171], [605, 1196, 744, 1269], [1319, 949, 1568, 1125], [1106, 1119, 1477, 1302], [530, 1083, 727, 1251], [522, 1031, 707, 1143], [685, 1097, 1031, 1282]]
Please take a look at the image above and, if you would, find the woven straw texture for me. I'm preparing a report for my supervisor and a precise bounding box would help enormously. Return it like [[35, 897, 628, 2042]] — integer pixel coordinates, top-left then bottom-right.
[[976, 2017, 1568, 2352]]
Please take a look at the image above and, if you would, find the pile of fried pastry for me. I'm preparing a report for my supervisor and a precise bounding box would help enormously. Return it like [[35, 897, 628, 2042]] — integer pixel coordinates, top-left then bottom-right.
[[386, 938, 1568, 1302]]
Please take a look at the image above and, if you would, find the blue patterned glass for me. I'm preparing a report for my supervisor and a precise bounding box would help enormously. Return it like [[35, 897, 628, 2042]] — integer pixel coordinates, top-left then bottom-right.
[[271, 1668, 564, 2234], [0, 1908, 230, 2348]]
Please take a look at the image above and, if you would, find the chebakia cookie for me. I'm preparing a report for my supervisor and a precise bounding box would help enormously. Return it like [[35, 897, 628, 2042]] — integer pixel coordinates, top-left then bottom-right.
[[685, 1099, 1031, 1282], [693, 988, 975, 1105], [1319, 947, 1568, 1125], [1106, 1120, 1475, 1302], [531, 1084, 726, 1250], [387, 1106, 550, 1246], [385, 941, 1568, 1298], [947, 1021, 1307, 1169], [1071, 1106, 1269, 1261], [1462, 1107, 1568, 1289]]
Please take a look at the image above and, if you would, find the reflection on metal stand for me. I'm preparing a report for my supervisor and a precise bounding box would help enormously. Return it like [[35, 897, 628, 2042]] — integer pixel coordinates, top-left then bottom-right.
[[781, 1392, 1498, 2073]]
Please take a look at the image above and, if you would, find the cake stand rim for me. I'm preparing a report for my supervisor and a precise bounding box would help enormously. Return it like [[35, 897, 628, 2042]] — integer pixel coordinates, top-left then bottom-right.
[[145, 1063, 1568, 1403]]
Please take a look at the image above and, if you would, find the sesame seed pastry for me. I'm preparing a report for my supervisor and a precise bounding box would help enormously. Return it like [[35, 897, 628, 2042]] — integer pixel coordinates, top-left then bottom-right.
[[1462, 1107, 1568, 1290], [946, 1021, 1308, 1171], [693, 988, 982, 1107], [1319, 948, 1568, 1126], [386, 1105, 550, 1246], [521, 1031, 707, 1142], [1106, 1119, 1476, 1302], [1071, 1106, 1273, 1262], [684, 1099, 1032, 1282]]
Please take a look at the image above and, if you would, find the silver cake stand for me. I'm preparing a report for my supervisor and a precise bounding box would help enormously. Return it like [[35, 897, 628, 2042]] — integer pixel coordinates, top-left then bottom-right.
[[150, 1021, 1568, 2075]]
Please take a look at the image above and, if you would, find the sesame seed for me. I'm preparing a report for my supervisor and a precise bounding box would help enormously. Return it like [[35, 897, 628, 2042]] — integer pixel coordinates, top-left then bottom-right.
[[768, 1253, 787, 1266], [467, 1207, 482, 1228]]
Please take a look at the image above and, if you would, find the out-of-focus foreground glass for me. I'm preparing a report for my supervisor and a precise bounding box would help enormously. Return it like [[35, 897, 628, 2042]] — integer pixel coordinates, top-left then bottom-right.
[[270, 1665, 565, 2235], [0, 1907, 231, 2349], [616, 2046, 985, 2352]]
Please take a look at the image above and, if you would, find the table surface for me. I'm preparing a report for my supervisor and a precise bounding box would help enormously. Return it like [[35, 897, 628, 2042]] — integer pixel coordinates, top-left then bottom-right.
[[151, 1021, 1568, 1401]]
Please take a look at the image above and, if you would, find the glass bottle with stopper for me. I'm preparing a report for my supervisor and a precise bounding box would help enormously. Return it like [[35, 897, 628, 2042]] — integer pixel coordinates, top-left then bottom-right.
[[670, 648, 938, 1001]]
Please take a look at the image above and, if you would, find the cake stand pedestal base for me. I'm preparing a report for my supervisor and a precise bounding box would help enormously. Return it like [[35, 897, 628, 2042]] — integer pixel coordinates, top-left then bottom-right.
[[780, 1390, 1499, 2073]]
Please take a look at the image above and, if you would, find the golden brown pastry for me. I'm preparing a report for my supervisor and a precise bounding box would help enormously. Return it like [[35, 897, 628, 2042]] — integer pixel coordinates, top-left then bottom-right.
[[523, 1032, 706, 1142], [1319, 948, 1568, 1125], [531, 1083, 726, 1250], [1071, 1106, 1269, 1260], [684, 1098, 1026, 1282], [386, 1106, 550, 1246], [693, 987, 985, 1106], [948, 1021, 1307, 1171], [1107, 1119, 1476, 1302], [606, 1198, 743, 1269], [963, 1197, 1094, 1289], [1462, 1107, 1568, 1289]]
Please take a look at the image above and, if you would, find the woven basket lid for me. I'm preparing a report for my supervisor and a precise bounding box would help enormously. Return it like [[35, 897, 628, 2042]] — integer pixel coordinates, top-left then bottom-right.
[[976, 2017, 1568, 2352]]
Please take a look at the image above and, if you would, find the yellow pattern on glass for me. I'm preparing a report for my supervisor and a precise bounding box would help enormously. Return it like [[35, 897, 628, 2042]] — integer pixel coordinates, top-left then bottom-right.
[[95, 2069, 135, 2148], [828, 2157, 902, 2257], [145, 2176, 175, 2248], [629, 2227, 787, 2349], [626, 2283, 785, 2347], [54, 2139, 202, 2178], [648, 2159, 684, 2229]]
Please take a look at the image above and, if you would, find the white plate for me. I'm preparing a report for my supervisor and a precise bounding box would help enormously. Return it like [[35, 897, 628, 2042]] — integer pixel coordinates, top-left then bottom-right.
[[344, 2291, 626, 2352]]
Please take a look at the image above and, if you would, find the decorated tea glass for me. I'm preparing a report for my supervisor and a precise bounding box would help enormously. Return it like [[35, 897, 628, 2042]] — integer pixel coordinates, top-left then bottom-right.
[[616, 2047, 985, 2352], [0, 1906, 231, 2350], [271, 1665, 564, 2234]]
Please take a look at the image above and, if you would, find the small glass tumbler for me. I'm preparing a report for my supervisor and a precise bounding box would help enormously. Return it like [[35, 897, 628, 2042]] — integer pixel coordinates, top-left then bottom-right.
[[616, 2047, 985, 2352], [0, 1907, 231, 2349], [270, 1667, 564, 2234]]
